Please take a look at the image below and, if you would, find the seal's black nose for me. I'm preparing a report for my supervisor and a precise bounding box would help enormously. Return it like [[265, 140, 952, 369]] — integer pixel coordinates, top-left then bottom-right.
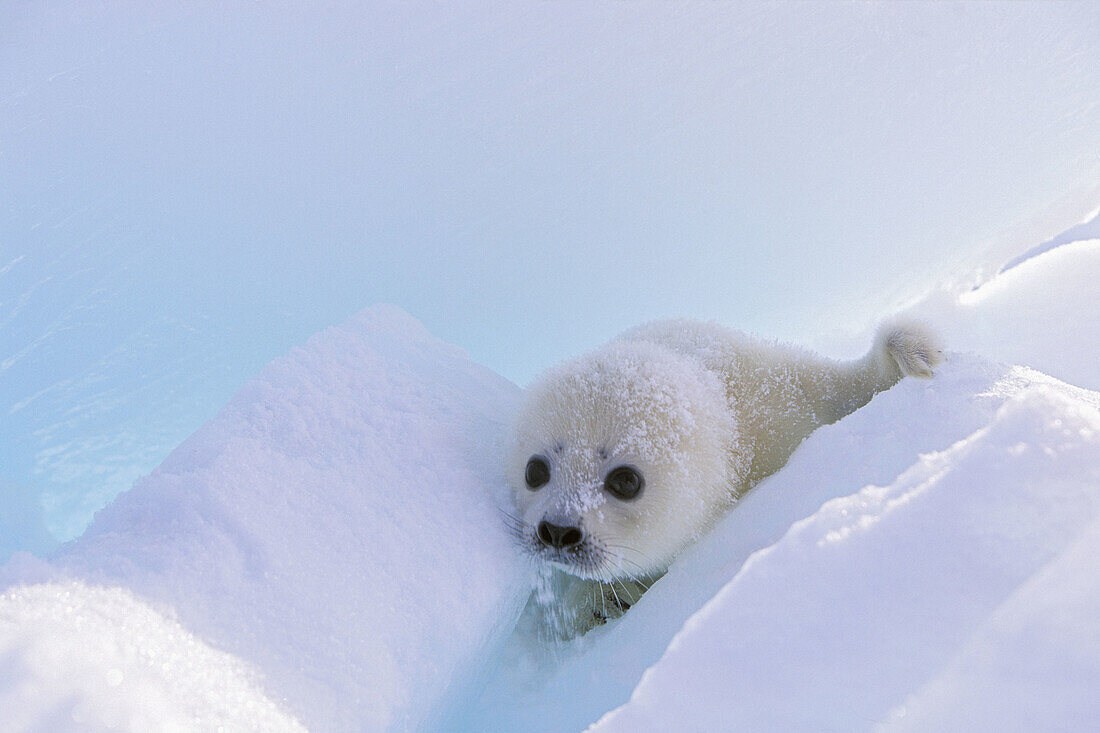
[[537, 520, 583, 549]]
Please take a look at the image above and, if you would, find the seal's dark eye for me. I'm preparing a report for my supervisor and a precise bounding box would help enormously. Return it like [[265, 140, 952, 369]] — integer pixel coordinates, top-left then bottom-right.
[[604, 465, 643, 501], [525, 456, 551, 490]]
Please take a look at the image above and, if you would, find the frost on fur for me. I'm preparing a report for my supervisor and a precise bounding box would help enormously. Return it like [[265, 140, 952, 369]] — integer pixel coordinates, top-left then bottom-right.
[[877, 320, 945, 379]]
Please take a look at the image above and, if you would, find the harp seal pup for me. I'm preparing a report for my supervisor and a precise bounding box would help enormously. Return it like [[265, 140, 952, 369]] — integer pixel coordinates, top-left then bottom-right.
[[506, 319, 943, 637]]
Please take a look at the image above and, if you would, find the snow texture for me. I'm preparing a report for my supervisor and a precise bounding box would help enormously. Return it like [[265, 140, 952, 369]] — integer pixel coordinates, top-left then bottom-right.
[[0, 582, 306, 732], [916, 237, 1100, 392], [2, 305, 528, 731], [589, 370, 1100, 732], [999, 207, 1100, 273], [2, 236, 1099, 731]]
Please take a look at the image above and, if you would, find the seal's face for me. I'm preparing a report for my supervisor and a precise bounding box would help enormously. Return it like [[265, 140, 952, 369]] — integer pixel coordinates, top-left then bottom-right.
[[507, 341, 735, 583]]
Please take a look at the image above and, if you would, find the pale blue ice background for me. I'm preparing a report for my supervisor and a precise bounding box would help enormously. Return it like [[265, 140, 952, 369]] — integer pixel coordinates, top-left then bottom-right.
[[2, 1, 1098, 545]]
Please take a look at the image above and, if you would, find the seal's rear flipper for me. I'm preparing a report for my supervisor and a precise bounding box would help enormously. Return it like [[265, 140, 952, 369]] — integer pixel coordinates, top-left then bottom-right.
[[876, 320, 945, 379]]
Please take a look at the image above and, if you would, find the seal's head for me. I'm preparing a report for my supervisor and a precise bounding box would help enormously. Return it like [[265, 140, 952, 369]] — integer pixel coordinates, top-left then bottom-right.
[[507, 339, 740, 583]]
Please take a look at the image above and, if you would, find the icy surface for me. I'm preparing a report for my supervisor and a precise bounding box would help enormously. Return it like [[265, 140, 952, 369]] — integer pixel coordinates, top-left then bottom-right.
[[0, 479, 55, 562], [1, 305, 529, 731]]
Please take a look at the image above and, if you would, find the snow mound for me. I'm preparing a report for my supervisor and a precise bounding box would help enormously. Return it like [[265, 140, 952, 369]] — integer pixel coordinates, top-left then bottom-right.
[[889, 514, 1100, 731], [0, 582, 305, 732], [591, 375, 1100, 731], [999, 207, 1100, 273], [918, 237, 1100, 392], [1, 305, 529, 731]]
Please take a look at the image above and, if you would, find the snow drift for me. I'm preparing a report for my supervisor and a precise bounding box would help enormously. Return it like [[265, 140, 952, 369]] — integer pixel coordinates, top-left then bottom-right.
[[2, 305, 529, 731], [919, 237, 1100, 392], [0, 582, 307, 732], [589, 371, 1100, 732], [2, 240, 1099, 731]]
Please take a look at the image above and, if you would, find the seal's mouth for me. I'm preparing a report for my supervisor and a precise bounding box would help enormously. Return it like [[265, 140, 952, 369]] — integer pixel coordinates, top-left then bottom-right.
[[541, 540, 608, 580]]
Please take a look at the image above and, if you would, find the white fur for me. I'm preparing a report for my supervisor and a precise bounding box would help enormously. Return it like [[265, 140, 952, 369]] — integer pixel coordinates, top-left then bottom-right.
[[508, 319, 942, 635]]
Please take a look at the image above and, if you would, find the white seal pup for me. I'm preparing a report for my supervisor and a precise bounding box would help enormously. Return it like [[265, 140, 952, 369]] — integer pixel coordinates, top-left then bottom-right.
[[505, 319, 943, 637]]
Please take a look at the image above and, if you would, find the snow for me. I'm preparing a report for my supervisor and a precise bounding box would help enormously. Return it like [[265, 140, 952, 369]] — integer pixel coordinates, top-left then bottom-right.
[[0, 582, 305, 732], [589, 376, 1100, 732], [2, 305, 529, 731], [914, 237, 1100, 392], [888, 515, 1100, 731], [2, 235, 1099, 730], [998, 207, 1100, 274]]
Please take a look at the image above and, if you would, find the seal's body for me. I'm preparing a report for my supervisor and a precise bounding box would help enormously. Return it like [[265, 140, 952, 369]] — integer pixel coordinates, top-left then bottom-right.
[[507, 319, 942, 636]]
